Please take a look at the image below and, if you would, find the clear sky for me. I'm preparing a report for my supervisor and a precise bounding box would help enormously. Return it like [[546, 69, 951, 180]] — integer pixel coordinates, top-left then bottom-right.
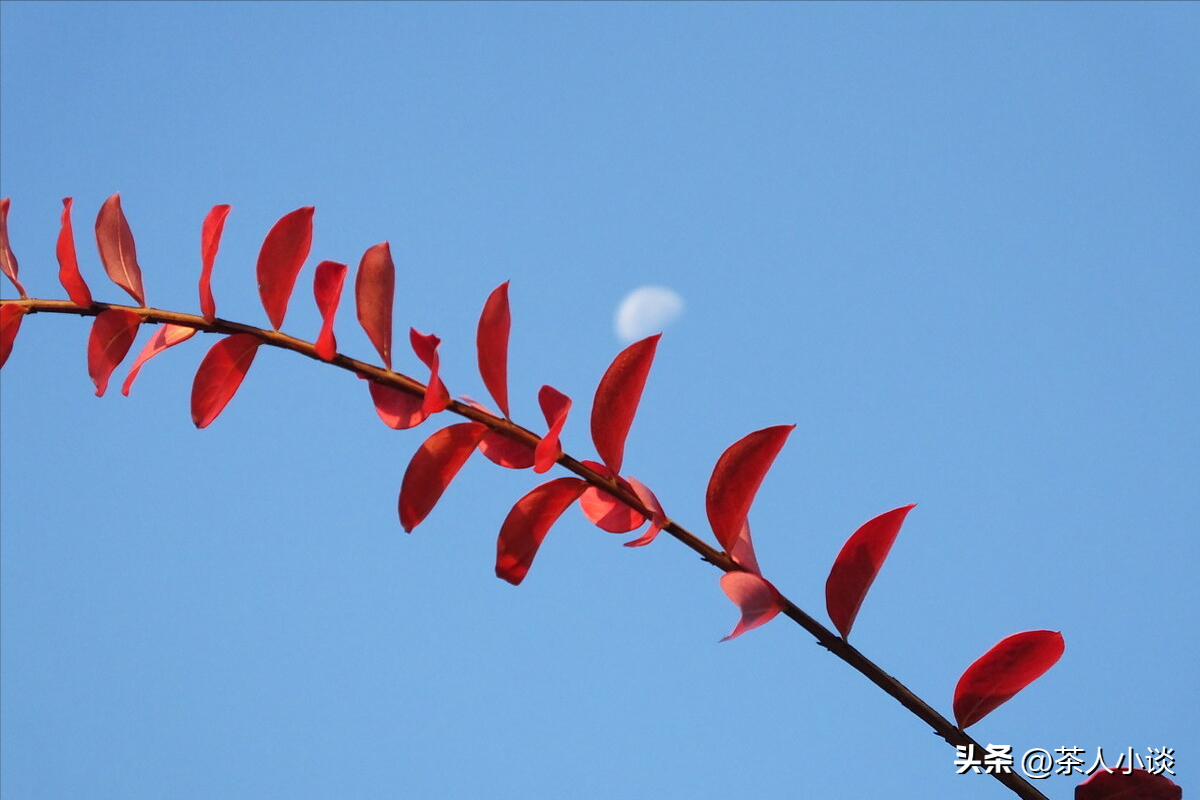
[[1, 3, 1196, 798]]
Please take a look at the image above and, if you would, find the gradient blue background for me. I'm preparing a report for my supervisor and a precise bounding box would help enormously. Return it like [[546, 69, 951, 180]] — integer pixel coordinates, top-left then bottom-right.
[[1, 3, 1195, 798]]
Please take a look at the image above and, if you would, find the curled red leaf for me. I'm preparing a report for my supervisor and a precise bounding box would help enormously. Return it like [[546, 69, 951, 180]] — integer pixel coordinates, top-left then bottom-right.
[[719, 571, 785, 641], [355, 241, 394, 369], [534, 384, 571, 473], [577, 460, 645, 533], [590, 334, 659, 476], [953, 630, 1065, 729], [623, 476, 666, 547], [1, 302, 26, 368], [364, 378, 428, 430], [199, 204, 231, 321], [94, 194, 146, 306], [0, 197, 28, 298], [728, 520, 762, 575], [399, 422, 488, 532], [1076, 768, 1181, 800], [496, 477, 587, 585], [87, 309, 141, 397], [256, 206, 314, 330], [312, 260, 348, 361], [410, 328, 449, 415], [191, 333, 261, 428], [56, 198, 93, 307], [705, 424, 795, 552], [476, 281, 511, 418], [825, 504, 916, 639], [121, 324, 197, 396]]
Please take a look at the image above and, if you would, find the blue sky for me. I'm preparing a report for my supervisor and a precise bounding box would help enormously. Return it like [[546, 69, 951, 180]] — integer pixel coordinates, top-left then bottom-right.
[[1, 3, 1196, 798]]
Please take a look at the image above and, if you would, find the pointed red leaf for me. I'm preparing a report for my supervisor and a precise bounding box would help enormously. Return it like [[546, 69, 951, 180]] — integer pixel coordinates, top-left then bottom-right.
[[825, 504, 916, 639], [355, 241, 394, 368], [87, 309, 141, 396], [623, 476, 666, 547], [577, 460, 645, 533], [534, 384, 571, 473], [94, 194, 146, 306], [1, 302, 26, 368], [590, 334, 660, 475], [364, 378, 428, 430], [121, 323, 197, 396], [479, 432, 537, 469], [496, 477, 587, 585], [256, 206, 314, 329], [56, 198, 93, 307], [719, 571, 785, 641], [476, 281, 511, 418], [191, 333, 261, 428], [728, 520, 762, 575], [953, 630, 1065, 729], [0, 198, 28, 298], [410, 328, 449, 415], [312, 260, 348, 361], [705, 424, 795, 552], [1076, 769, 1181, 800], [399, 422, 488, 531], [199, 204, 231, 321]]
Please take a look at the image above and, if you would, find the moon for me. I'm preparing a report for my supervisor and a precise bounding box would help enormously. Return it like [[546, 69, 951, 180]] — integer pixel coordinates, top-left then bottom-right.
[[614, 286, 685, 342]]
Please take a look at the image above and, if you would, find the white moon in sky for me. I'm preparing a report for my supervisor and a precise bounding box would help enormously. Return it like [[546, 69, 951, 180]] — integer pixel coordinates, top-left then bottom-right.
[[614, 286, 685, 342]]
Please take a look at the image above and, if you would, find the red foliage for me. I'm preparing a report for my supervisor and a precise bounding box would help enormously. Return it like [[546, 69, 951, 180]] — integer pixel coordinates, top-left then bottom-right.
[[56, 198, 93, 307], [705, 425, 795, 553], [623, 476, 666, 548], [366, 379, 428, 430], [534, 384, 571, 474], [953, 630, 1065, 728], [495, 477, 587, 585], [719, 571, 785, 641], [410, 328, 449, 415], [0, 302, 25, 368], [255, 206, 314, 330], [355, 242, 394, 369], [94, 194, 146, 306], [0, 198, 28, 299], [121, 324, 197, 396], [87, 309, 141, 396], [199, 204, 231, 321], [312, 260, 348, 361], [825, 504, 915, 639], [399, 422, 488, 531], [191, 333, 261, 428], [1076, 768, 1181, 800], [590, 333, 659, 476], [476, 281, 512, 418], [577, 460, 645, 533]]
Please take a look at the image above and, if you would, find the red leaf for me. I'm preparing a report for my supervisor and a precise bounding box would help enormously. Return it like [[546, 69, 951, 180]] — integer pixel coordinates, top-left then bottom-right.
[[121, 323, 196, 396], [87, 309, 141, 396], [534, 384, 571, 473], [479, 432, 536, 469], [355, 241, 394, 369], [577, 460, 645, 533], [1, 302, 26, 368], [1076, 769, 1181, 800], [399, 422, 488, 531], [410, 328, 449, 415], [476, 281, 511, 418], [94, 194, 146, 306], [0, 198, 28, 298], [590, 334, 660, 475], [496, 477, 587, 585], [623, 476, 666, 548], [191, 333, 261, 428], [199, 204, 231, 321], [365, 378, 428, 430], [705, 424, 795, 552], [56, 198, 93, 307], [728, 520, 762, 575], [312, 260, 348, 361], [719, 571, 785, 641], [825, 504, 916, 639], [953, 630, 1065, 729], [256, 206, 314, 330]]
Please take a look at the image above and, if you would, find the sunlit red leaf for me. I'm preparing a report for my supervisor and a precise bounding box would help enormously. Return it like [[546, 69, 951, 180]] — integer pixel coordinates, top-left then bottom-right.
[[590, 334, 659, 475], [476, 281, 511, 418], [87, 309, 141, 396], [1076, 768, 1181, 800], [577, 460, 645, 533], [728, 520, 762, 575], [0, 198, 28, 298], [479, 432, 537, 469], [365, 378, 428, 430], [199, 204, 231, 321], [94, 194, 146, 306], [496, 477, 587, 585], [410, 328, 449, 415], [355, 241, 394, 369], [825, 504, 916, 639], [121, 323, 197, 396], [623, 476, 666, 547], [953, 630, 1065, 729], [56, 198, 93, 307], [534, 384, 571, 473], [1, 302, 26, 368], [399, 422, 488, 532], [312, 260, 348, 361], [256, 206, 314, 330], [705, 424, 795, 552], [719, 571, 785, 641], [191, 333, 261, 428]]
